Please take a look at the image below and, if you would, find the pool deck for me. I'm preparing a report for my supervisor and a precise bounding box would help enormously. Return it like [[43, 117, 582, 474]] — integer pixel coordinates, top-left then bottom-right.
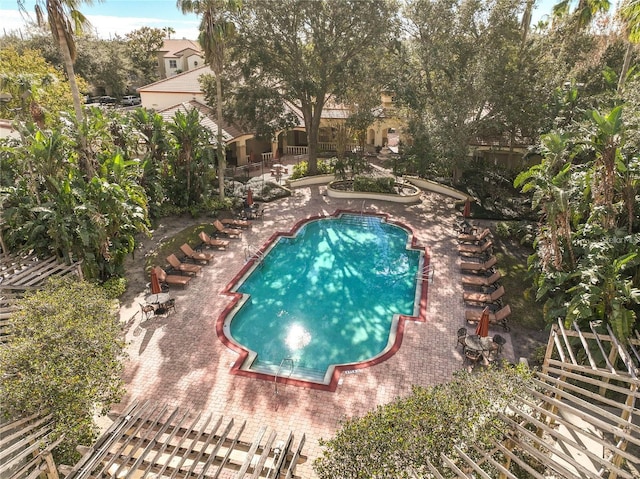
[[115, 184, 515, 478]]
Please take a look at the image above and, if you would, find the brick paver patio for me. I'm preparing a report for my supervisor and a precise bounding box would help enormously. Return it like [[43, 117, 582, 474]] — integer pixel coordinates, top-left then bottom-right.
[[114, 184, 514, 478]]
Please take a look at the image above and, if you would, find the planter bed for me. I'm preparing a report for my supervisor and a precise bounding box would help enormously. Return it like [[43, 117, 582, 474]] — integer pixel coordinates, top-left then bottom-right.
[[326, 180, 421, 204]]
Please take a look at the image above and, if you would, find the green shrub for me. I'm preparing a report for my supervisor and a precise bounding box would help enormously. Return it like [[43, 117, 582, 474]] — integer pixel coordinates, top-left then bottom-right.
[[101, 277, 127, 299], [289, 159, 334, 179], [353, 176, 396, 193]]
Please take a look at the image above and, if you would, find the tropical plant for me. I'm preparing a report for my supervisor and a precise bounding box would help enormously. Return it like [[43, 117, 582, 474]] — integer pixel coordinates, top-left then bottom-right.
[[516, 102, 639, 336], [2, 116, 150, 280], [167, 108, 215, 207], [178, 0, 241, 200], [0, 277, 126, 465]]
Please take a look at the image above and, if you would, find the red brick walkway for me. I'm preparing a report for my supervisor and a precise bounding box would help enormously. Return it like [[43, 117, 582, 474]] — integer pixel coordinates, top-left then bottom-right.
[[115, 185, 514, 478]]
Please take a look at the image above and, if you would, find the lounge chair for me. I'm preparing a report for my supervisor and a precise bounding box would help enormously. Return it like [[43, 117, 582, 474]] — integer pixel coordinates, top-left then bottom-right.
[[458, 240, 493, 256], [461, 270, 502, 289], [179, 243, 215, 264], [458, 228, 491, 244], [465, 304, 512, 331], [460, 255, 497, 274], [463, 285, 505, 307], [221, 218, 251, 228], [154, 266, 191, 289], [198, 231, 229, 250], [213, 219, 242, 238], [166, 254, 201, 276], [454, 218, 475, 235]]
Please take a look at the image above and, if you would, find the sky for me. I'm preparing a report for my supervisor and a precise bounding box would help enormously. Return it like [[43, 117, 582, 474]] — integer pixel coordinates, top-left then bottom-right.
[[0, 0, 558, 41], [1, 0, 201, 40]]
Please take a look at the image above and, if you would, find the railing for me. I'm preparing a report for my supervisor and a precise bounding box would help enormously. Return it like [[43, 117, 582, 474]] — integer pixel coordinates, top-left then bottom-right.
[[262, 152, 273, 162], [275, 358, 294, 394], [245, 245, 265, 266], [417, 265, 435, 284], [285, 146, 308, 156]]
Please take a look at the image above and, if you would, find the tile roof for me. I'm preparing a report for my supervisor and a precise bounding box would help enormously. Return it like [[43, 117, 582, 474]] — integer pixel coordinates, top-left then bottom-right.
[[158, 100, 244, 141], [138, 65, 213, 93], [158, 39, 202, 58]]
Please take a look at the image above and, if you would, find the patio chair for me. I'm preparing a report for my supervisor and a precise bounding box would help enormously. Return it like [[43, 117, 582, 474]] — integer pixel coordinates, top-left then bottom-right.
[[213, 219, 242, 238], [456, 327, 467, 349], [221, 218, 251, 228], [160, 297, 176, 315], [460, 255, 497, 274], [458, 227, 491, 244], [139, 302, 155, 321], [461, 270, 502, 289], [464, 348, 483, 367], [179, 243, 215, 264], [198, 231, 229, 250], [458, 240, 493, 256], [154, 266, 192, 289], [492, 334, 507, 356], [244, 203, 265, 220], [463, 285, 505, 307], [465, 304, 511, 331], [166, 254, 202, 276]]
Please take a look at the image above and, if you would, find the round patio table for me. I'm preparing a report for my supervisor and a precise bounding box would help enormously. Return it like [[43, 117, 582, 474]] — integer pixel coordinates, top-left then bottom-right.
[[145, 292, 170, 305], [464, 334, 494, 352]]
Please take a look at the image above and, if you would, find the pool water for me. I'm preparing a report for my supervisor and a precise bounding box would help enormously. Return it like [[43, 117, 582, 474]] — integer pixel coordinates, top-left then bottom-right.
[[228, 214, 422, 381]]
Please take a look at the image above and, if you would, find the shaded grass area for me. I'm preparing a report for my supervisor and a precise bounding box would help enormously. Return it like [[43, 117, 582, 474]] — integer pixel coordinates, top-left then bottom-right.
[[494, 246, 544, 330], [143, 222, 224, 273], [493, 241, 549, 365]]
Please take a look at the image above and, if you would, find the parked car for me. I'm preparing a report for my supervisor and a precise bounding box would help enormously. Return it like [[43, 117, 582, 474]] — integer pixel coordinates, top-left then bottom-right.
[[121, 95, 141, 106], [98, 96, 117, 104]]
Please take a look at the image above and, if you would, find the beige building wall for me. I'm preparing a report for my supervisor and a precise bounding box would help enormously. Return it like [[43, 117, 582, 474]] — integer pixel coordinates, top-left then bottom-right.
[[140, 91, 206, 111]]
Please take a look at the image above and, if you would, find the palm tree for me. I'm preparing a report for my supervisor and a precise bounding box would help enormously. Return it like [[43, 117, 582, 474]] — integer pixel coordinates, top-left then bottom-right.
[[19, 0, 93, 125], [168, 109, 210, 205], [19, 0, 96, 178], [177, 0, 240, 200], [552, 0, 611, 30], [163, 26, 176, 38], [617, 0, 640, 92]]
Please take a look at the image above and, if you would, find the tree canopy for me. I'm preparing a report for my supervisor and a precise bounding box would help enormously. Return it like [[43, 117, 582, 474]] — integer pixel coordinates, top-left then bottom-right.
[[314, 365, 533, 478], [230, 0, 400, 174], [0, 277, 126, 464]]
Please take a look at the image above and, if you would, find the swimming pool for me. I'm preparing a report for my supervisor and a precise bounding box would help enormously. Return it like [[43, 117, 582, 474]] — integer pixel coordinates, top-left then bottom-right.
[[219, 212, 429, 390]]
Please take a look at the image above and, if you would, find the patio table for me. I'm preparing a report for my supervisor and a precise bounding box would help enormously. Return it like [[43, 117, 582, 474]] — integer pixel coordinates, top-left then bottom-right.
[[464, 334, 494, 352]]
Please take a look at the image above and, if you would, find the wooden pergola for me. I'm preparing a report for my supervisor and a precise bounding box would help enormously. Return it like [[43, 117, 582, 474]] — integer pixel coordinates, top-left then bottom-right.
[[0, 414, 62, 479], [425, 320, 640, 478], [62, 401, 306, 479], [0, 251, 83, 343]]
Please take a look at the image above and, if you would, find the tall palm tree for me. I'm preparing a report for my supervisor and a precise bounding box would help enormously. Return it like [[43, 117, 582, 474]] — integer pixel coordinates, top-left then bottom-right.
[[177, 0, 240, 200], [552, 0, 611, 30], [19, 0, 94, 126], [617, 0, 640, 92]]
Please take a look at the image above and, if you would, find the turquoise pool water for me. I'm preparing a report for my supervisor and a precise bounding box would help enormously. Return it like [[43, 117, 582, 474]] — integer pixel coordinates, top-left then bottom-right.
[[228, 214, 422, 381]]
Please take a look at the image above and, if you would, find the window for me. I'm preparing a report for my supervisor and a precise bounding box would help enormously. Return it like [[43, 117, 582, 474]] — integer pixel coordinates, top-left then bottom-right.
[[169, 60, 177, 69], [194, 61, 198, 66]]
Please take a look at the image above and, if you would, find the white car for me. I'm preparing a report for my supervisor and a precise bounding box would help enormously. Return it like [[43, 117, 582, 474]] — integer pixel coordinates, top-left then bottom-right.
[[121, 95, 141, 106]]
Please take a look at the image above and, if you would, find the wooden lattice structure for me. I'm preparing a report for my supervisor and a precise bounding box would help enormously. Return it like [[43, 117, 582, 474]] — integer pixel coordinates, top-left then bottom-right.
[[0, 252, 82, 343], [63, 401, 306, 479], [425, 319, 640, 478], [0, 414, 62, 479]]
